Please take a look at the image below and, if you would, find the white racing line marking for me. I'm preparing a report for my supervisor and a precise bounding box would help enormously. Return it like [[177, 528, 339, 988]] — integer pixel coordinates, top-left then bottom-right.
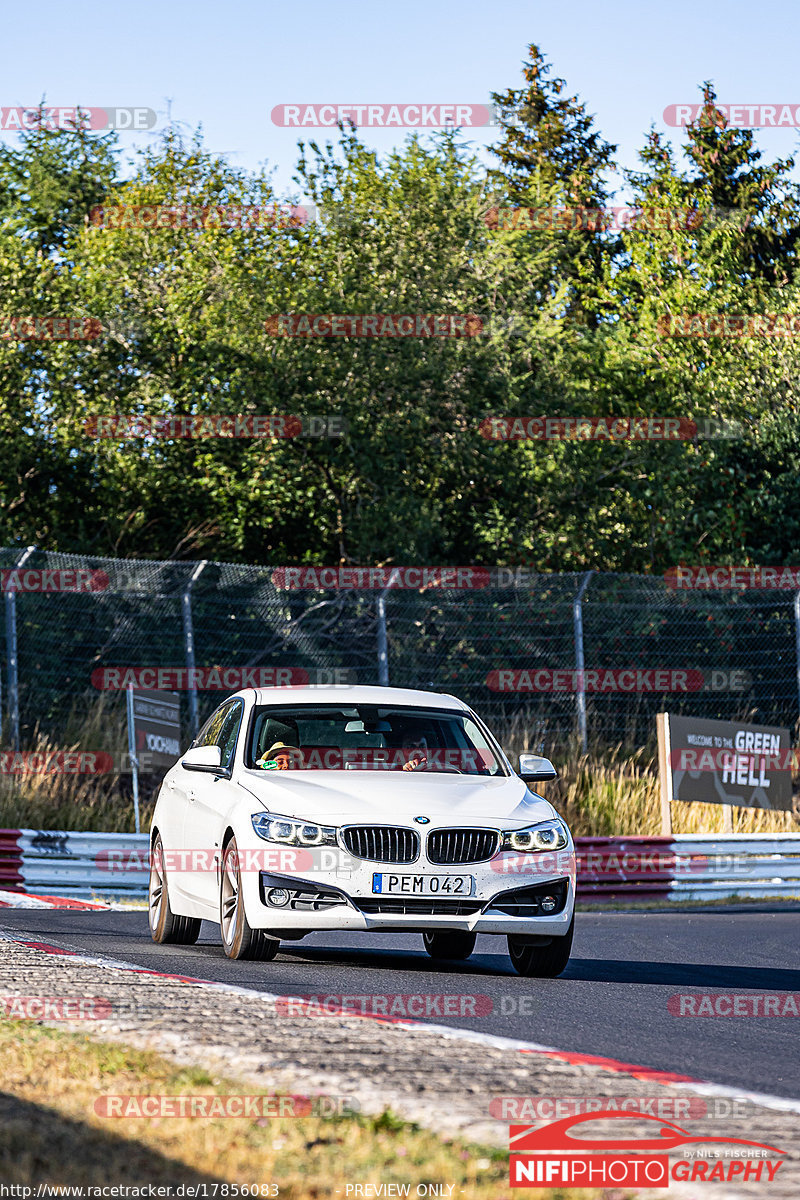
[[2, 925, 800, 1118], [0, 889, 133, 911], [0, 892, 54, 909]]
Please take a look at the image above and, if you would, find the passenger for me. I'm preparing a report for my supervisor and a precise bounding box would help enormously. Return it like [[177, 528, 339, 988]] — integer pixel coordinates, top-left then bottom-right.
[[401, 736, 428, 772]]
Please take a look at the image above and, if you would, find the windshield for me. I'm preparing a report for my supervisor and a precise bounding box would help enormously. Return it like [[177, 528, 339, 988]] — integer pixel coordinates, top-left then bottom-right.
[[245, 704, 507, 776]]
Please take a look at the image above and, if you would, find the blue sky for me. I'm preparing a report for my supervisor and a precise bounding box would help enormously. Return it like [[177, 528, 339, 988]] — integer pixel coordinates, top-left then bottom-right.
[[2, 0, 799, 201]]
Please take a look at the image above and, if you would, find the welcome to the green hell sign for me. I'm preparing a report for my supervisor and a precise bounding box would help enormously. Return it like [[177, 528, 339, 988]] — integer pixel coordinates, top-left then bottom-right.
[[661, 714, 793, 811]]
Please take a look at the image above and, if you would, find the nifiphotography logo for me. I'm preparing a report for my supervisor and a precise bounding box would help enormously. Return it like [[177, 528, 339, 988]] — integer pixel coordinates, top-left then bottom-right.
[[508, 1111, 786, 1187]]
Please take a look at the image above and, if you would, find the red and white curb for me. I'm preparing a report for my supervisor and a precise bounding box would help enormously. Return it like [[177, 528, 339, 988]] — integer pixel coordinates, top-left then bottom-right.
[[1, 927, 799, 1119], [0, 889, 110, 911]]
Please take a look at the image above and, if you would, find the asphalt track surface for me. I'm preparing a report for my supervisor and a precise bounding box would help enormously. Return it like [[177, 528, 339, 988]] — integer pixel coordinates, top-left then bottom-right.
[[2, 906, 799, 1102]]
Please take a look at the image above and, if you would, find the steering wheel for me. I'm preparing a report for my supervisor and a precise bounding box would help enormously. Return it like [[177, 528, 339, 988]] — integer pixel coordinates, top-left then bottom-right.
[[409, 761, 463, 774]]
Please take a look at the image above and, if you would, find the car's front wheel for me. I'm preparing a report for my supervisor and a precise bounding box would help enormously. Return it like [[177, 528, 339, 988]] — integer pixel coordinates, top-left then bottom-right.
[[507, 916, 574, 977], [149, 834, 201, 945], [220, 837, 280, 961], [422, 931, 476, 961]]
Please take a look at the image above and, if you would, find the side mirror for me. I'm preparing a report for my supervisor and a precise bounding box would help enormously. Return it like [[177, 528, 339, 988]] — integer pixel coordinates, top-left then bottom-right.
[[518, 753, 558, 782], [182, 745, 226, 773]]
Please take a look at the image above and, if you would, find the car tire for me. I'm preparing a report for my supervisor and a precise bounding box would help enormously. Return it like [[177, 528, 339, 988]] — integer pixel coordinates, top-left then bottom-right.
[[149, 834, 201, 945], [220, 837, 280, 961], [422, 931, 477, 961], [507, 916, 574, 977]]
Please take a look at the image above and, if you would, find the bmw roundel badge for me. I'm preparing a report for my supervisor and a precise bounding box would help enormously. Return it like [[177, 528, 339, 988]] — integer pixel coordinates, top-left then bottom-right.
[[414, 816, 430, 824]]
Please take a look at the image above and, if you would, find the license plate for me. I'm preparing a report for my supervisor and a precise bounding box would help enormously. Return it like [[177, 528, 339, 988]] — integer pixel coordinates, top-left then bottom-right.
[[372, 873, 475, 896]]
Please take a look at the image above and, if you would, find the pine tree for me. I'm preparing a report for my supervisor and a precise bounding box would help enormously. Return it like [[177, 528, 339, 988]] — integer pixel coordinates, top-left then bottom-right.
[[489, 44, 615, 206], [487, 45, 618, 327], [628, 83, 800, 293]]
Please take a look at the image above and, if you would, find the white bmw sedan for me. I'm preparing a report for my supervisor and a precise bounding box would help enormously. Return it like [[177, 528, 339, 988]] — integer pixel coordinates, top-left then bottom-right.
[[148, 685, 576, 976]]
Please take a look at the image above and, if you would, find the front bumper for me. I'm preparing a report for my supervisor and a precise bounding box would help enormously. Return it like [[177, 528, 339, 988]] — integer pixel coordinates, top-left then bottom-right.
[[241, 846, 576, 936]]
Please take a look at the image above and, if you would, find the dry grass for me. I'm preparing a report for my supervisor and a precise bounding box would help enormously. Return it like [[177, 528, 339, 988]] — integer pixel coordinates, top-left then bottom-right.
[[3, 705, 799, 838], [0, 1021, 599, 1198], [0, 748, 157, 832], [0, 696, 157, 832], [497, 715, 800, 837], [539, 745, 800, 837]]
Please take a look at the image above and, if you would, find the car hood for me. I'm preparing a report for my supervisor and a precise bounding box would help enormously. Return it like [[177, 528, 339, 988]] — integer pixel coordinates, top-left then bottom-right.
[[236, 769, 560, 829]]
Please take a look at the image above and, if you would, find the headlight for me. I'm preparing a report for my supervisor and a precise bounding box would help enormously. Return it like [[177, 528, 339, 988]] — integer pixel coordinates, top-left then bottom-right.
[[501, 819, 569, 852], [251, 812, 338, 847]]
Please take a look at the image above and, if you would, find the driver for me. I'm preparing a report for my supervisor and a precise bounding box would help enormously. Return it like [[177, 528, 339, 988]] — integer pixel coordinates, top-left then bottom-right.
[[257, 741, 304, 770]]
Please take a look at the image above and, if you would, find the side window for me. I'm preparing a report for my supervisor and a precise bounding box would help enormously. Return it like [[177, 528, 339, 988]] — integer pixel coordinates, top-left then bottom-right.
[[195, 702, 233, 749], [217, 701, 244, 769], [194, 700, 244, 770], [463, 717, 502, 776]]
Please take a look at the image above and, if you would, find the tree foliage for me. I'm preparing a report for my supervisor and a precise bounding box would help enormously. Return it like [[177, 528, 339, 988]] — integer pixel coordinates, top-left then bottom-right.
[[1, 70, 798, 571]]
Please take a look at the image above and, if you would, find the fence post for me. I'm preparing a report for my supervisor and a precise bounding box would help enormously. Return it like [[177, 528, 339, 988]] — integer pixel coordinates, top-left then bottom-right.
[[376, 569, 401, 685], [0, 567, 3, 739], [182, 561, 208, 740], [573, 571, 594, 754], [126, 682, 141, 835], [5, 545, 36, 751], [794, 591, 800, 726]]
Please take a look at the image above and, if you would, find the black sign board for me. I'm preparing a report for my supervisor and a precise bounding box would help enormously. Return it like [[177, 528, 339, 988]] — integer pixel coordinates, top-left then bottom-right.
[[661, 714, 793, 812], [131, 689, 181, 770]]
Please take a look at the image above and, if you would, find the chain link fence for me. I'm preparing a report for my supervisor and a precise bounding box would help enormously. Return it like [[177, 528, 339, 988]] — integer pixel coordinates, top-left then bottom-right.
[[1, 548, 799, 759]]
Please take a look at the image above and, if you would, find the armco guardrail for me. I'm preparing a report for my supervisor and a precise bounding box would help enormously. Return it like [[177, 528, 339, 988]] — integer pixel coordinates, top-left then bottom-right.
[[0, 829, 149, 900], [0, 830, 23, 889], [577, 834, 800, 902], [0, 830, 798, 903]]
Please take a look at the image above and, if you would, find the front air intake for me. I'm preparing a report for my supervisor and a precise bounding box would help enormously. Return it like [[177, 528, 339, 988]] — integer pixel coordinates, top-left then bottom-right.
[[341, 825, 418, 863], [426, 828, 500, 864]]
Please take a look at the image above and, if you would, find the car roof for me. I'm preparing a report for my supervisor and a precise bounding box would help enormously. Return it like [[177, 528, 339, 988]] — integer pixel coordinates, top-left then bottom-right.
[[241, 685, 469, 710]]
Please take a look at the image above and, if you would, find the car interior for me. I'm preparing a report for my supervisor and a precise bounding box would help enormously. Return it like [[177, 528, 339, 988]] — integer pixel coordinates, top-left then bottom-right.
[[246, 706, 500, 774]]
